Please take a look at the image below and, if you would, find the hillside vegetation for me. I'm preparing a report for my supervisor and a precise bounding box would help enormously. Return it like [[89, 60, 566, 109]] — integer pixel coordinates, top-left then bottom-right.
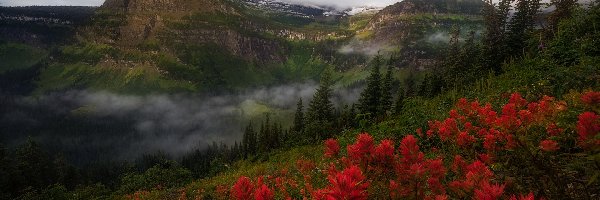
[[0, 0, 599, 200]]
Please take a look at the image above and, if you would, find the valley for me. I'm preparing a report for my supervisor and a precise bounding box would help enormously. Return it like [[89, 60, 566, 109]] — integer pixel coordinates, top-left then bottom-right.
[[0, 0, 598, 199]]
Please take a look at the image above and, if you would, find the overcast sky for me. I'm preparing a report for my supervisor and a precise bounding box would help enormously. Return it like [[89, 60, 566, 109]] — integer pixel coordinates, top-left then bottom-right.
[[0, 0, 402, 9]]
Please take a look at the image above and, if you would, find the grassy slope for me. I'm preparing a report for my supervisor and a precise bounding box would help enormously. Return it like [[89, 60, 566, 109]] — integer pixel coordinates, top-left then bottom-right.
[[0, 42, 47, 74], [167, 53, 599, 198]]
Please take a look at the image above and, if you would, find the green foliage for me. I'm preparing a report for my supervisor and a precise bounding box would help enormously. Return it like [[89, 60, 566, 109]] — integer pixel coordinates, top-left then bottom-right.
[[0, 42, 47, 74], [358, 56, 383, 118], [292, 98, 305, 134], [305, 68, 336, 141], [118, 164, 192, 194]]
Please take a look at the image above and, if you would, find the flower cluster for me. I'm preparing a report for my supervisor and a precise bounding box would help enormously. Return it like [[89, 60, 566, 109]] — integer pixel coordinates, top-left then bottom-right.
[[222, 92, 598, 199]]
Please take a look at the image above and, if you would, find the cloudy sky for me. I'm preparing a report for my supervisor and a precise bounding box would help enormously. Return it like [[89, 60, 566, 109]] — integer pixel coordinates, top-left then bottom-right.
[[0, 0, 402, 9]]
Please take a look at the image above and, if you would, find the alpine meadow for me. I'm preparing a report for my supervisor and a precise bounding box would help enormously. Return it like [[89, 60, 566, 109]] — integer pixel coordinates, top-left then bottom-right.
[[0, 0, 599, 199]]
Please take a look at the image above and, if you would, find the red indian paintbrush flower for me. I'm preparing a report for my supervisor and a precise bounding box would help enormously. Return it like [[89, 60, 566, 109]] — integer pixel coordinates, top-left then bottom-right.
[[474, 182, 505, 200], [254, 184, 274, 200], [324, 138, 340, 158], [539, 140, 559, 152], [347, 133, 375, 164], [231, 176, 253, 200], [576, 112, 599, 146], [324, 165, 369, 200], [581, 91, 600, 106]]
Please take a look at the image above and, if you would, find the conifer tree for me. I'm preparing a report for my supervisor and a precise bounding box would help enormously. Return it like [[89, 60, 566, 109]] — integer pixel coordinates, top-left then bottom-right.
[[0, 143, 12, 198], [358, 56, 383, 118], [307, 69, 334, 123], [306, 68, 335, 141], [380, 64, 394, 114], [15, 138, 56, 190], [293, 98, 305, 134], [247, 123, 256, 155], [394, 88, 405, 115], [404, 71, 417, 97], [508, 0, 541, 54], [548, 0, 577, 32], [481, 0, 511, 73], [418, 75, 431, 97]]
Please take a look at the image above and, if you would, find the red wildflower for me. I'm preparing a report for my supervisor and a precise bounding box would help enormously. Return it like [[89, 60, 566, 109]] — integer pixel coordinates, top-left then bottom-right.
[[324, 138, 340, 158], [509, 192, 535, 200], [231, 176, 253, 200], [373, 139, 395, 167], [296, 159, 315, 174], [483, 134, 497, 152], [519, 110, 533, 123], [509, 93, 527, 107], [324, 165, 369, 200], [581, 91, 600, 105], [451, 155, 466, 174], [474, 182, 505, 200], [539, 140, 559, 152], [457, 98, 469, 112], [465, 161, 493, 184], [457, 131, 475, 147], [576, 112, 600, 144], [400, 135, 424, 164], [478, 153, 492, 165], [254, 184, 274, 200], [450, 109, 461, 119], [347, 133, 375, 163], [427, 158, 447, 178], [546, 123, 563, 136]]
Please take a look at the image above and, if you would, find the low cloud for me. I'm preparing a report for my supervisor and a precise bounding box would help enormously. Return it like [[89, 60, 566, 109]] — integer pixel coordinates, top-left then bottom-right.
[[0, 82, 362, 162]]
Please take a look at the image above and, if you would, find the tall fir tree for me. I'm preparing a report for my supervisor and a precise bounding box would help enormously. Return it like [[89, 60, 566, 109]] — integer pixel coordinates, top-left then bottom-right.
[[507, 0, 541, 55], [293, 98, 305, 134], [380, 64, 394, 115], [358, 55, 383, 118], [247, 123, 256, 155], [481, 0, 512, 74], [306, 68, 335, 141], [394, 88, 405, 115], [548, 0, 577, 33], [307, 68, 334, 123]]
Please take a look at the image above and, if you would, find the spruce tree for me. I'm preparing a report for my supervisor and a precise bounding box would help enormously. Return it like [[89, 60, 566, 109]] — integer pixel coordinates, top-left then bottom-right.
[[358, 56, 383, 118], [481, 0, 511, 74], [306, 68, 335, 141], [247, 124, 256, 155], [307, 69, 334, 123], [380, 64, 394, 114], [548, 0, 577, 32], [508, 0, 541, 54], [293, 98, 305, 134], [394, 88, 405, 115]]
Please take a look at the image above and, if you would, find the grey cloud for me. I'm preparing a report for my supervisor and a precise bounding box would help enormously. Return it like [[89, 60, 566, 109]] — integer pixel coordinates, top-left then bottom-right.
[[2, 82, 362, 161]]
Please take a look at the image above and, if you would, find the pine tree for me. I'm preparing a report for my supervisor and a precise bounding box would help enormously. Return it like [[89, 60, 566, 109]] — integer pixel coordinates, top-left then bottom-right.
[[307, 69, 334, 123], [404, 71, 417, 97], [0, 143, 12, 198], [481, 0, 511, 74], [247, 124, 257, 155], [508, 0, 541, 54], [380, 64, 394, 115], [548, 0, 577, 32], [293, 98, 305, 134], [394, 88, 405, 115], [242, 124, 250, 158], [418, 75, 431, 97], [358, 56, 383, 118], [15, 138, 56, 190], [306, 68, 335, 141]]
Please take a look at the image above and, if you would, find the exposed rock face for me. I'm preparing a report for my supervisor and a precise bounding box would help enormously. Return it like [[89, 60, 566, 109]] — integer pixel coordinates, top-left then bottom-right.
[[93, 0, 287, 63], [367, 0, 484, 31]]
